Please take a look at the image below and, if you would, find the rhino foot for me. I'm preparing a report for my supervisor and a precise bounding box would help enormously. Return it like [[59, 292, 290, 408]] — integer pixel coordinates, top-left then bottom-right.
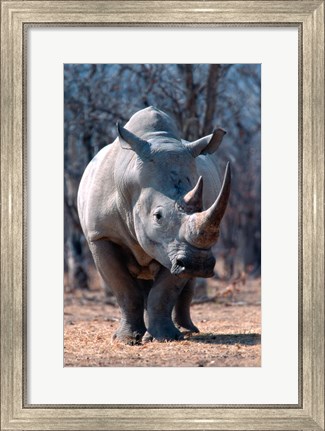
[[175, 321, 200, 333], [173, 316, 199, 333], [142, 331, 153, 343], [144, 320, 184, 342], [112, 323, 146, 345]]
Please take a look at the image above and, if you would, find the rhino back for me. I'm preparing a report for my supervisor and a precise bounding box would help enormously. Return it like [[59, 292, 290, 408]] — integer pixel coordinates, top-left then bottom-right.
[[78, 139, 137, 244], [125, 106, 180, 143]]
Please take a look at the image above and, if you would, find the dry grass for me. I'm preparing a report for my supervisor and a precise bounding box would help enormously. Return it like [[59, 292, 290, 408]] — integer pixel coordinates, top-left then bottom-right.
[[64, 278, 261, 367]]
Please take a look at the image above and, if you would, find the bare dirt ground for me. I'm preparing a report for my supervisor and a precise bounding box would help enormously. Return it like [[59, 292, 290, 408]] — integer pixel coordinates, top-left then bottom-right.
[[64, 275, 261, 367]]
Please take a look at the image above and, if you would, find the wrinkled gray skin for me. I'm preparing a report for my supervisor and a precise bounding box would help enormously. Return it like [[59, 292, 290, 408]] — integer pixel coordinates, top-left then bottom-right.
[[78, 107, 231, 344]]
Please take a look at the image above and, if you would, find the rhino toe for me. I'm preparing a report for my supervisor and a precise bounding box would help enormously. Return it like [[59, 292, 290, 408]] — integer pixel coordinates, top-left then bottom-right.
[[112, 327, 145, 345], [174, 320, 200, 333], [142, 331, 153, 343], [146, 323, 184, 342]]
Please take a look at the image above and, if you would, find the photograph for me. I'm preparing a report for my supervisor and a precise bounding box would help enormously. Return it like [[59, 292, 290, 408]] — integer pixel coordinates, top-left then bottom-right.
[[63, 63, 261, 367]]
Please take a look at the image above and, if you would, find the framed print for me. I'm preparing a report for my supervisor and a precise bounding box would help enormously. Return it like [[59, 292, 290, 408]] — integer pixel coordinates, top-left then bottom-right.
[[1, 1, 324, 430], [63, 61, 262, 366]]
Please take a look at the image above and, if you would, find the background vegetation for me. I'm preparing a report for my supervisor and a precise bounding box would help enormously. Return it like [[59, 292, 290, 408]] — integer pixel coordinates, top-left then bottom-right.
[[64, 64, 261, 294]]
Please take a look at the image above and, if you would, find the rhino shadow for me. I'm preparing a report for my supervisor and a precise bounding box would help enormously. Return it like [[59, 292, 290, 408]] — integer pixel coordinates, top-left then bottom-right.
[[187, 332, 261, 346]]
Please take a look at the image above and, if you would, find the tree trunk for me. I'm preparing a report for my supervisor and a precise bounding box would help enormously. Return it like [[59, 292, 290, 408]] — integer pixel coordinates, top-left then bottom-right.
[[66, 233, 89, 291], [203, 65, 220, 135]]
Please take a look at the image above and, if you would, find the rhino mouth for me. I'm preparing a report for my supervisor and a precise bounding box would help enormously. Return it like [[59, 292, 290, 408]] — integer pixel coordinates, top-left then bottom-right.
[[170, 254, 216, 278]]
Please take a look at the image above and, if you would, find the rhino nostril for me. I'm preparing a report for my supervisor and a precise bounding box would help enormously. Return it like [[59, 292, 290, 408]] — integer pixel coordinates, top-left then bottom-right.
[[176, 259, 186, 270]]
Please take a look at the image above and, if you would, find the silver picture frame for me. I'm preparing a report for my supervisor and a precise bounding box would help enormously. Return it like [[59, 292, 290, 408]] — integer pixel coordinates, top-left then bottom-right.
[[1, 1, 324, 430]]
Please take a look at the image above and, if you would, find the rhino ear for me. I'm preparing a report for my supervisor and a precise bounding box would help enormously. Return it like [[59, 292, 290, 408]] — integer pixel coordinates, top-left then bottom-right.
[[187, 128, 226, 158], [116, 122, 151, 158]]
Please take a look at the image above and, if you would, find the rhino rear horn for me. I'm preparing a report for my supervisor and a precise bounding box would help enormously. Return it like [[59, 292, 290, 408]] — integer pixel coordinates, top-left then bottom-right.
[[117, 122, 151, 158], [182, 176, 204, 211], [187, 128, 227, 158]]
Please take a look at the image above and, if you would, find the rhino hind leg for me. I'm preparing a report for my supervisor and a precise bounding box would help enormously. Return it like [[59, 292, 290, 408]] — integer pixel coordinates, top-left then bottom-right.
[[173, 279, 199, 333], [89, 239, 146, 345], [144, 268, 187, 342]]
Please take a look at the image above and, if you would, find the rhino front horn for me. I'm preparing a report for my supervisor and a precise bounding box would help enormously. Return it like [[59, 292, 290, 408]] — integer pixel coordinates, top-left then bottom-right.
[[185, 162, 231, 249]]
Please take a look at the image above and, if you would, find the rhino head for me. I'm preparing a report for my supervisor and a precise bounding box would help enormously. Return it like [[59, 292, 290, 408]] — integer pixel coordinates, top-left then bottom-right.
[[117, 122, 231, 279]]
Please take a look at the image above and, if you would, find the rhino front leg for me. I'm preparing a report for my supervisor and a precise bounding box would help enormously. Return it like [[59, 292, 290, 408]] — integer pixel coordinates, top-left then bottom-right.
[[144, 268, 187, 342], [173, 279, 199, 333], [89, 239, 146, 345]]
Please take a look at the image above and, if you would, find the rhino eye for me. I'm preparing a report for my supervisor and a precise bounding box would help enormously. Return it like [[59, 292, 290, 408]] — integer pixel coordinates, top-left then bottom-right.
[[153, 211, 163, 223]]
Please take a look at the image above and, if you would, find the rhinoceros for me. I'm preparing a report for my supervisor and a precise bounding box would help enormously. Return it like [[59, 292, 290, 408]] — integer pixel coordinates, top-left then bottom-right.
[[77, 106, 230, 344]]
